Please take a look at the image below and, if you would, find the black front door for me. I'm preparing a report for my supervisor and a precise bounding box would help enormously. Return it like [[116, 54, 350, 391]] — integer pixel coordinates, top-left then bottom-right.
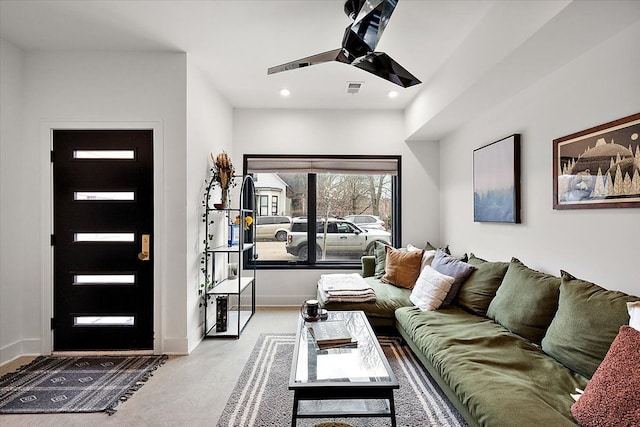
[[52, 130, 154, 351]]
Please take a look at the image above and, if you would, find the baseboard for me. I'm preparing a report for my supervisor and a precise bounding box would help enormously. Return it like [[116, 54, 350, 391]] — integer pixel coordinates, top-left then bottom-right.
[[162, 337, 190, 355], [0, 339, 41, 367]]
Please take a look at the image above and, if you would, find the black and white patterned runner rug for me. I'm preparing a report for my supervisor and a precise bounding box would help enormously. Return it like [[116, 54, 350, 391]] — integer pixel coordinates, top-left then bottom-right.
[[0, 355, 167, 414]]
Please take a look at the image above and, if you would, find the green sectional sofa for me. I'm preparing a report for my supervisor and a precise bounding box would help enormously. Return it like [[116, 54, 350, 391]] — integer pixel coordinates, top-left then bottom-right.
[[318, 254, 638, 427]]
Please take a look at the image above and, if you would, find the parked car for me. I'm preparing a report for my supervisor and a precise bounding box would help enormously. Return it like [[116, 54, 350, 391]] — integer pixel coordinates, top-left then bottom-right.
[[285, 218, 391, 260], [343, 214, 386, 230], [255, 215, 292, 241]]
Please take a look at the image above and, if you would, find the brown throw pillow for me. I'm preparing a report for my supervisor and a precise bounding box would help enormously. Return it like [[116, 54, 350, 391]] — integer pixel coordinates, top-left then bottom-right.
[[571, 326, 640, 427], [381, 246, 423, 289]]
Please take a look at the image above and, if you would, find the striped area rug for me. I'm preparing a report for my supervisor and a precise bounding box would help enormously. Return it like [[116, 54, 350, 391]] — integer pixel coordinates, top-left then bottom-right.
[[217, 334, 467, 427]]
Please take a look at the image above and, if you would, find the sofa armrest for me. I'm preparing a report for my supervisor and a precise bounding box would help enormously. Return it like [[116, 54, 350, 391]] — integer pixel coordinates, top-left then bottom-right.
[[361, 255, 375, 278]]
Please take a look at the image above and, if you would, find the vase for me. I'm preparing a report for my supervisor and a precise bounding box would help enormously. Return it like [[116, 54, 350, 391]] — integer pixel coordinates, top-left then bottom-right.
[[214, 188, 228, 210], [221, 188, 228, 209]]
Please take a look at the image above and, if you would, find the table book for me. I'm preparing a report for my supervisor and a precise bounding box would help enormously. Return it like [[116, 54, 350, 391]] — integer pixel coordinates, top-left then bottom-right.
[[308, 320, 357, 349]]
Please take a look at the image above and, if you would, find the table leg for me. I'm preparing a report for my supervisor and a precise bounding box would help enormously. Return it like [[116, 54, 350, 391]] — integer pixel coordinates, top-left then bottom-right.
[[389, 394, 397, 427], [291, 392, 298, 427]]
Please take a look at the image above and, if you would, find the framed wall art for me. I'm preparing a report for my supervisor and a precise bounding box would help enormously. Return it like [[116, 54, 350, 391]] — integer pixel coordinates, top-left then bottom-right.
[[553, 112, 640, 209], [473, 134, 521, 223]]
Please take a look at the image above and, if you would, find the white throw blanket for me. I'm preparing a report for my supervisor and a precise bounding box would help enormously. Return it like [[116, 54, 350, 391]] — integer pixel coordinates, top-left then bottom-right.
[[318, 273, 376, 303]]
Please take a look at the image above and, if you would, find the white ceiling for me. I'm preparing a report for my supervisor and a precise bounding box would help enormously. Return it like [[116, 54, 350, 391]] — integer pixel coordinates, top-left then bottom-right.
[[2, 1, 639, 140], [0, 0, 493, 110]]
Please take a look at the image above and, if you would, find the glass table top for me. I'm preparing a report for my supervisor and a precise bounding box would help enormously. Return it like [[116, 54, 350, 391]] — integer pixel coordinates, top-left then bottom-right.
[[291, 311, 397, 386]]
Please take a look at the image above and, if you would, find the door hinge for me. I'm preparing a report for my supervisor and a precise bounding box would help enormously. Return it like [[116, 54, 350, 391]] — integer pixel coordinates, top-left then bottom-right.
[[50, 318, 56, 330], [50, 150, 55, 162], [50, 234, 56, 246]]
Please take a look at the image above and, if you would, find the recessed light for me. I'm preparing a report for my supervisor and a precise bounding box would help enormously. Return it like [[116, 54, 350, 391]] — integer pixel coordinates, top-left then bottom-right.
[[280, 88, 291, 97], [388, 90, 398, 99]]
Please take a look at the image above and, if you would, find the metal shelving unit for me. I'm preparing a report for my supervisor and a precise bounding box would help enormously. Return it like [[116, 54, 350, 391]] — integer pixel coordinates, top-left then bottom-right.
[[202, 175, 256, 338]]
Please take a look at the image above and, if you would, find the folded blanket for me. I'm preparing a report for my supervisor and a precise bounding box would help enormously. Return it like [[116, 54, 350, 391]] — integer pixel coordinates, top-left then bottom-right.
[[319, 273, 376, 303], [319, 286, 377, 303], [319, 273, 372, 292]]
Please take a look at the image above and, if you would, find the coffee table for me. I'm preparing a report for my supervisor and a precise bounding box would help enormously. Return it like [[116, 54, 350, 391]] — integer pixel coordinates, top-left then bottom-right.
[[289, 310, 399, 426]]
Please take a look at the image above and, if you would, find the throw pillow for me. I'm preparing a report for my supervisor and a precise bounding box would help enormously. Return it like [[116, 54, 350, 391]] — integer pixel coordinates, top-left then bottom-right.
[[570, 326, 640, 427], [381, 246, 423, 289], [410, 266, 455, 311], [430, 249, 476, 306], [408, 244, 436, 272], [373, 241, 392, 279], [486, 258, 560, 344], [456, 253, 509, 316], [425, 242, 450, 255], [541, 271, 638, 378], [628, 301, 640, 331]]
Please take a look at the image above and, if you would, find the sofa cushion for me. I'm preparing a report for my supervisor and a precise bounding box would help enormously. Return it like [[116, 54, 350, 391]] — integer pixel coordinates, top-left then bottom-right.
[[407, 244, 436, 272], [395, 306, 587, 427], [541, 271, 637, 378], [409, 266, 455, 311], [486, 258, 560, 343], [431, 249, 476, 306], [425, 241, 451, 255], [373, 241, 392, 279], [628, 301, 640, 330], [571, 326, 640, 427], [381, 246, 423, 289], [456, 253, 509, 316]]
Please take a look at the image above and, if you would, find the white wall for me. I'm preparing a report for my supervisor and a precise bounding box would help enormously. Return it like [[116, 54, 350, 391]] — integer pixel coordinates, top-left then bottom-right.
[[233, 109, 441, 305], [0, 50, 189, 363], [439, 21, 640, 296], [0, 39, 27, 363], [186, 59, 233, 352]]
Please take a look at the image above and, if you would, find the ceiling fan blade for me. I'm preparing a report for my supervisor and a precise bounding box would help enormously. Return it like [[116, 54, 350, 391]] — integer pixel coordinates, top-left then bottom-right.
[[350, 0, 398, 52], [268, 48, 349, 75], [352, 52, 421, 88]]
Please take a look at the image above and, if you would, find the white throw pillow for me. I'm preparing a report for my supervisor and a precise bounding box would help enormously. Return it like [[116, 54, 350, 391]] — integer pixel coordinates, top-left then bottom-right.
[[410, 265, 455, 311], [628, 301, 640, 330], [407, 244, 436, 272]]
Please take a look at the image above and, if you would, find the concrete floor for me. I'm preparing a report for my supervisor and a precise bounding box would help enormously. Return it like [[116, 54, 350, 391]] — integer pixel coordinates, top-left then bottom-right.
[[0, 308, 299, 427]]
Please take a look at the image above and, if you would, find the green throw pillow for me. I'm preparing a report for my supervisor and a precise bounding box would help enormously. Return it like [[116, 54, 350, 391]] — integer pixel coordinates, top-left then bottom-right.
[[486, 258, 560, 343], [456, 253, 509, 316], [373, 241, 391, 279], [541, 271, 638, 379]]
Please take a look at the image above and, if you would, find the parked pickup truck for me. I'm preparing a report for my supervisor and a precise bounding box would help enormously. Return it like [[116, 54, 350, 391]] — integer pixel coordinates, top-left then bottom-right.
[[285, 218, 391, 260]]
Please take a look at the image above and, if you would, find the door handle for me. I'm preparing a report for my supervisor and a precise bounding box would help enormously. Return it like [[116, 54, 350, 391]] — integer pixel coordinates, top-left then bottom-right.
[[138, 234, 150, 261], [339, 236, 347, 239]]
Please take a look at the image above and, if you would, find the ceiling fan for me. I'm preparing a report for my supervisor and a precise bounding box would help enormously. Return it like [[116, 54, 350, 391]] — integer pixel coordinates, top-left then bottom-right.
[[267, 0, 421, 88]]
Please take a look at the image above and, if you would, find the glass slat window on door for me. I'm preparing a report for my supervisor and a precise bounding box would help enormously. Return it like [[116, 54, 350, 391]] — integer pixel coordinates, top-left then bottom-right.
[[74, 233, 135, 242], [73, 150, 135, 159], [73, 274, 135, 285], [74, 316, 135, 326], [74, 191, 135, 201]]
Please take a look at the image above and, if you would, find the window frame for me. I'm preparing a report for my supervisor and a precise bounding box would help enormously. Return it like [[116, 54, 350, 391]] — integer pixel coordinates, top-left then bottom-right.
[[243, 154, 401, 269]]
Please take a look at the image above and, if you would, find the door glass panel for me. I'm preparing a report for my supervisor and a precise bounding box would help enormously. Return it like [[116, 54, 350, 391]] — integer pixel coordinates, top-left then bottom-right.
[[74, 274, 135, 285], [74, 233, 135, 242], [74, 191, 135, 201], [74, 316, 135, 326], [73, 150, 135, 159]]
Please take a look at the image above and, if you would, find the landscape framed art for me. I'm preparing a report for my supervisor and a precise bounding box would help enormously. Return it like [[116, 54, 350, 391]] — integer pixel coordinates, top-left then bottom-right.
[[553, 112, 640, 210], [473, 134, 521, 223]]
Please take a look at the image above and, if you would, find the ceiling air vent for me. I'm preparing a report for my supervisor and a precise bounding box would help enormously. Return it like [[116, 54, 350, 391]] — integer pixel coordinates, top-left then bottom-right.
[[347, 82, 363, 94]]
